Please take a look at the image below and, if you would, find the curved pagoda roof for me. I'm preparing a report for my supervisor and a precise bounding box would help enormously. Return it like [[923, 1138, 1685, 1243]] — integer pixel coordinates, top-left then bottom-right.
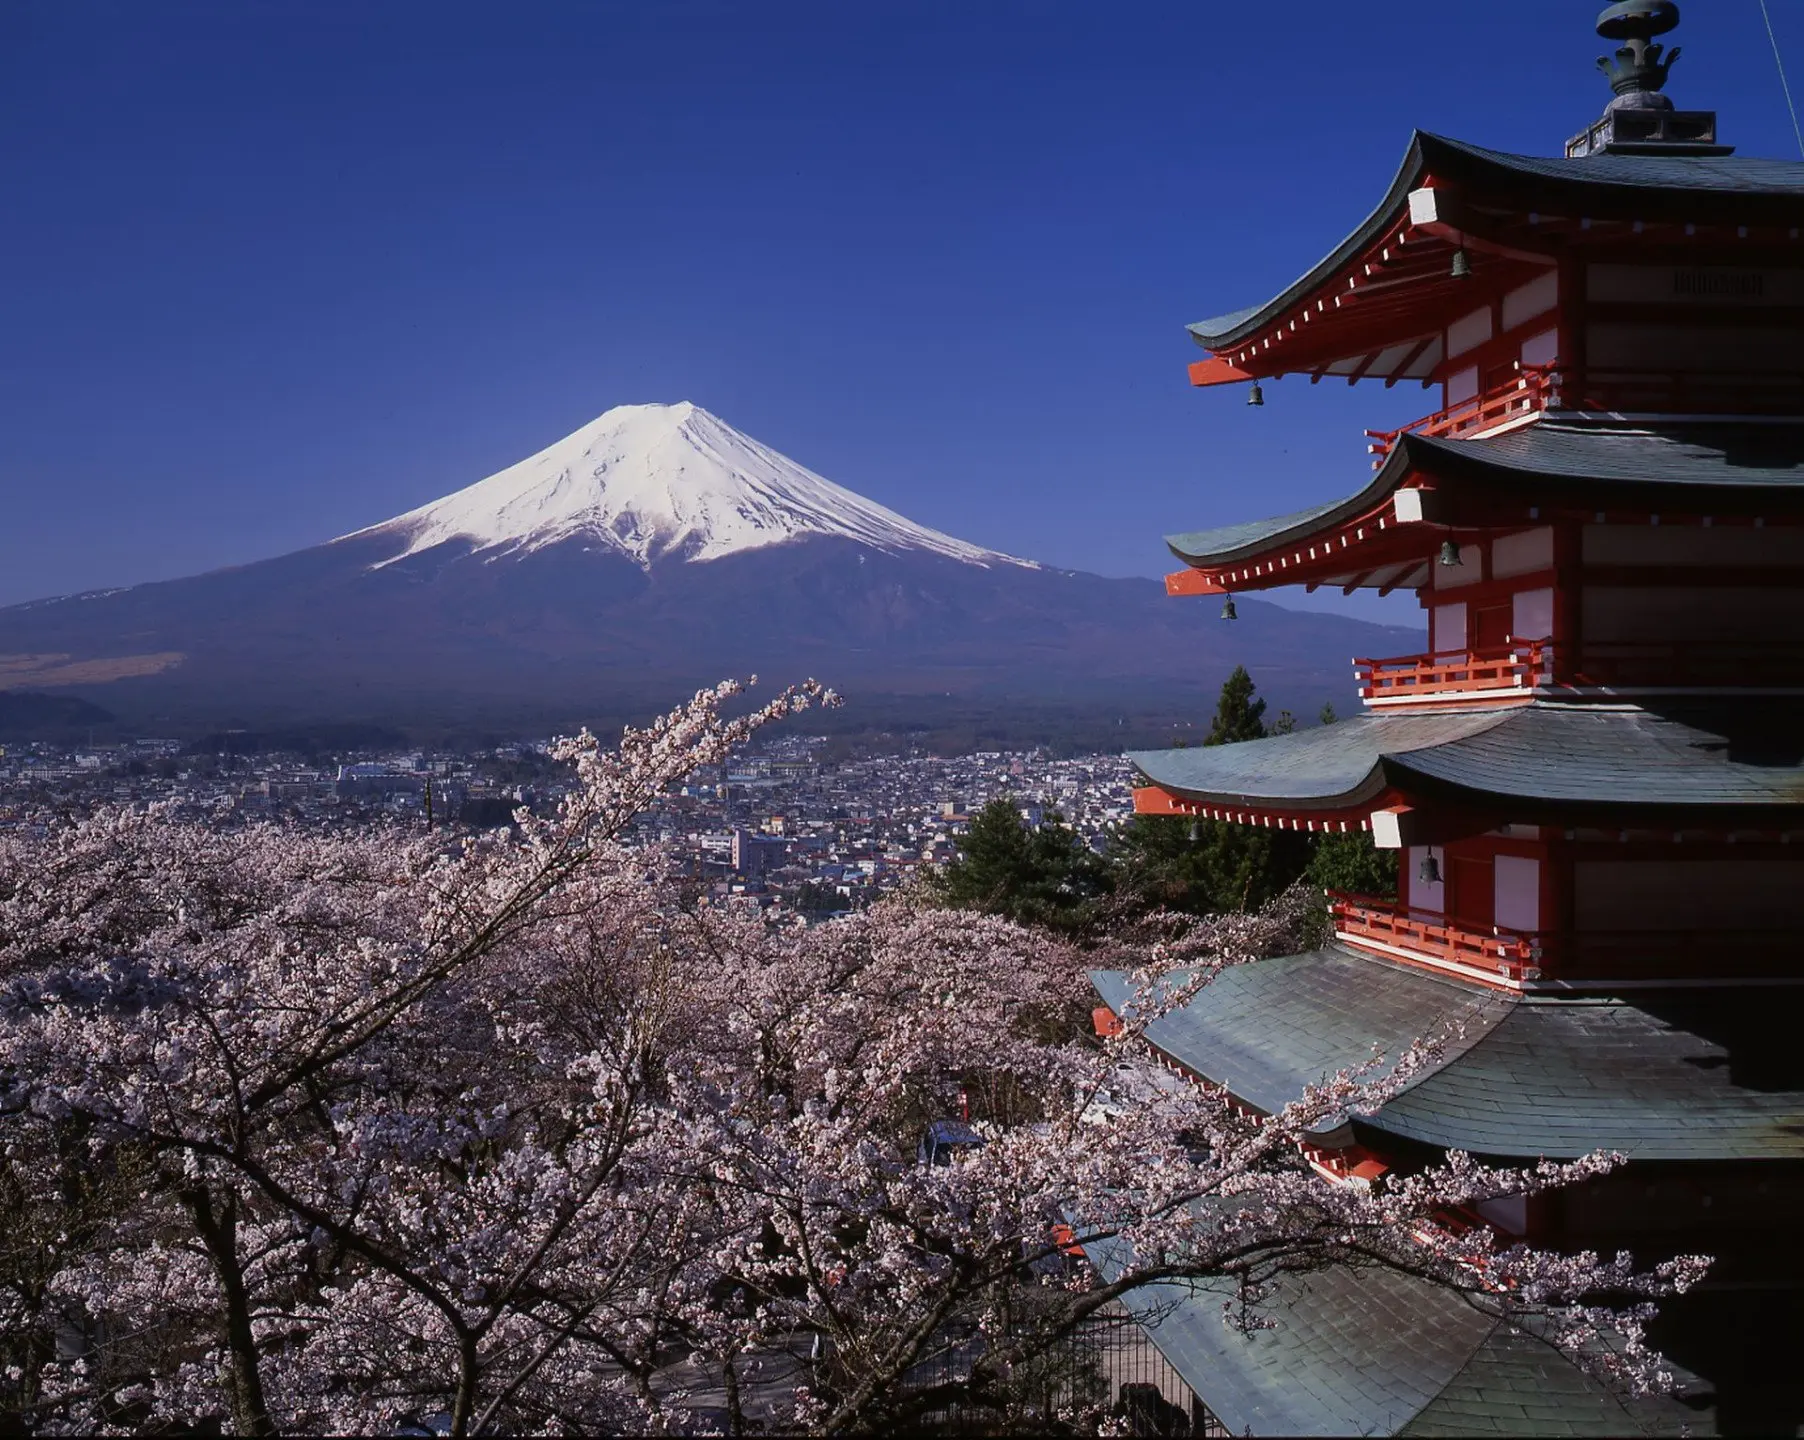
[[1090, 947, 1804, 1162], [1127, 702, 1804, 824], [1187, 132, 1804, 385], [1165, 421, 1804, 582], [1078, 1231, 1698, 1437]]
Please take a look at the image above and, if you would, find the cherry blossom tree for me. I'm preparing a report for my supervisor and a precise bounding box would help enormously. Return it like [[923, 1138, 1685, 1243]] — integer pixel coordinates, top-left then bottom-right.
[[0, 680, 1704, 1437]]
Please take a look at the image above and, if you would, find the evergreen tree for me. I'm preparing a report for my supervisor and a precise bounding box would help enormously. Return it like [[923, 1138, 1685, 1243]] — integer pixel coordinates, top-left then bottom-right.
[[1110, 668, 1311, 916], [930, 798, 1108, 933], [1306, 831, 1399, 899], [1205, 665, 1267, 746]]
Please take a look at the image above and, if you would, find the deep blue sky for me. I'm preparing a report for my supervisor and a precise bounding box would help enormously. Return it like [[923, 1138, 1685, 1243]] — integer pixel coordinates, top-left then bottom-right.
[[4, 1, 1801, 620]]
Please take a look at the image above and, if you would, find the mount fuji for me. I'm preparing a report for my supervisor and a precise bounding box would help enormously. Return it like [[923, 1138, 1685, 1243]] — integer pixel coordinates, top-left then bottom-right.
[[0, 403, 1420, 736], [355, 401, 1028, 573]]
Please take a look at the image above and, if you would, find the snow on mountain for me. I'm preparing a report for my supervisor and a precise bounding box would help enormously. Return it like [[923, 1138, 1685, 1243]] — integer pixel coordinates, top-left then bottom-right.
[[346, 401, 1033, 571]]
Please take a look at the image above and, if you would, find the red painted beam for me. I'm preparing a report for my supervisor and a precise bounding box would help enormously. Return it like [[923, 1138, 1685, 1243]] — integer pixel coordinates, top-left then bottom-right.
[[1165, 568, 1227, 597], [1188, 356, 1258, 388]]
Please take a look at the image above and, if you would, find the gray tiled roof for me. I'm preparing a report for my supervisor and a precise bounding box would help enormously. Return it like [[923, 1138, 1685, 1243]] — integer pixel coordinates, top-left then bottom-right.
[[1399, 1323, 1710, 1438], [1378, 990, 1804, 1161], [1081, 1240, 1697, 1437], [1164, 421, 1804, 568], [1128, 702, 1804, 818], [1189, 132, 1804, 348], [1090, 952, 1804, 1162], [1392, 704, 1804, 812], [1405, 421, 1804, 494], [1166, 491, 1392, 568], [1431, 134, 1804, 198], [1126, 711, 1509, 809], [1089, 948, 1511, 1117]]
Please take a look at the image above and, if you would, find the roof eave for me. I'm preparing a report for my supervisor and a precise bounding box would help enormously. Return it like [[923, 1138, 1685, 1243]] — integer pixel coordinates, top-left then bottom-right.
[[1186, 132, 1433, 351], [1164, 444, 1415, 570], [1128, 760, 1395, 816]]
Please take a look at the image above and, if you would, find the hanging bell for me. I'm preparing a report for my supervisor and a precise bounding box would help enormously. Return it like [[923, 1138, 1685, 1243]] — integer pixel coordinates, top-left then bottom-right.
[[1220, 597, 1238, 621], [1246, 382, 1264, 407], [1450, 247, 1472, 279], [1438, 538, 1463, 567], [1418, 851, 1443, 885]]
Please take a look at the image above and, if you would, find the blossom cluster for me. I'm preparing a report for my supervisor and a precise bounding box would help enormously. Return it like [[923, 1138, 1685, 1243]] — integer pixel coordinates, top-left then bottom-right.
[[0, 680, 1702, 1435]]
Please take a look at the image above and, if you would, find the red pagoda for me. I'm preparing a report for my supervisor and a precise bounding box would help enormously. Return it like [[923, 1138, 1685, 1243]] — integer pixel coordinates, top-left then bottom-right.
[[1094, 4, 1804, 1434]]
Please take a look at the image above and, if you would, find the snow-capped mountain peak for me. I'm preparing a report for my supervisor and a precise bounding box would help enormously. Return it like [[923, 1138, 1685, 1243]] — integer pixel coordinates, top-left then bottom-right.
[[347, 402, 1032, 571]]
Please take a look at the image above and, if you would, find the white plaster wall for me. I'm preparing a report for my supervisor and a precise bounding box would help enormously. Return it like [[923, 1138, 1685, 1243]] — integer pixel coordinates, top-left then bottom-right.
[[1493, 527, 1554, 579], [1432, 603, 1468, 654], [1518, 326, 1559, 367], [1406, 846, 1445, 914], [1493, 855, 1540, 932], [1502, 273, 1559, 331], [1447, 306, 1495, 359], [1512, 587, 1554, 641], [1431, 545, 1484, 590]]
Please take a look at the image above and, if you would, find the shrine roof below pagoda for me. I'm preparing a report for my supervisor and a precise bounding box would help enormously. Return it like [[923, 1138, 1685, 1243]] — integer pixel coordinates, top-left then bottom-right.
[[1188, 131, 1804, 350], [1128, 702, 1804, 817], [1090, 949, 1804, 1162], [1080, 1212, 1701, 1436], [1165, 421, 1804, 569]]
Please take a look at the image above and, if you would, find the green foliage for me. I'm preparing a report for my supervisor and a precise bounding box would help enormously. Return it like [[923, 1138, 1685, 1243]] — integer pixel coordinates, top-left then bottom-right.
[[1204, 666, 1266, 746], [1108, 668, 1389, 920], [1107, 815, 1311, 917], [1109, 668, 1311, 916], [929, 798, 1109, 933], [1306, 830, 1399, 899]]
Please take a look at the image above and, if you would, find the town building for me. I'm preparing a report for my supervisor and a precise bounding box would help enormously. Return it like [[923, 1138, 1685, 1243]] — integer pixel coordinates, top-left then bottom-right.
[[1094, 6, 1804, 1433]]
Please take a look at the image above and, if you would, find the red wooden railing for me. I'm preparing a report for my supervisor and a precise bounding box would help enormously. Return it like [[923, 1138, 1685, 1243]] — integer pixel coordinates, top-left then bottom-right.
[[1332, 893, 1804, 983], [1365, 367, 1553, 467], [1354, 641, 1551, 700], [1365, 362, 1804, 470], [1329, 893, 1543, 983], [1358, 637, 1804, 699]]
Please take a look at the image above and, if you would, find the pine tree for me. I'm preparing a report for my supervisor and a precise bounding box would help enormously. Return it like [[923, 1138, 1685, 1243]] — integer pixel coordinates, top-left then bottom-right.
[[1204, 665, 1267, 746], [930, 798, 1108, 933], [1111, 668, 1310, 915]]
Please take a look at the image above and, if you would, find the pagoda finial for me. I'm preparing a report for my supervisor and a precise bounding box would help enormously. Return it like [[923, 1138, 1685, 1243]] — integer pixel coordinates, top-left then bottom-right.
[[1567, 0, 1728, 156], [1595, 0, 1681, 108]]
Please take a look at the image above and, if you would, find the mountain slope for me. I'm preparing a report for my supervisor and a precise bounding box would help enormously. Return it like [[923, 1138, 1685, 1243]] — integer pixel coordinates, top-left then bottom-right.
[[0, 403, 1421, 731], [350, 401, 1028, 570]]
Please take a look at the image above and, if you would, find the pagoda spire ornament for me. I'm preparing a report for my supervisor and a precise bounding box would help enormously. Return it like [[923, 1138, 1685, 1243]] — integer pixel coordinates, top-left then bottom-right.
[[1595, 0, 1681, 107], [1566, 0, 1729, 156]]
